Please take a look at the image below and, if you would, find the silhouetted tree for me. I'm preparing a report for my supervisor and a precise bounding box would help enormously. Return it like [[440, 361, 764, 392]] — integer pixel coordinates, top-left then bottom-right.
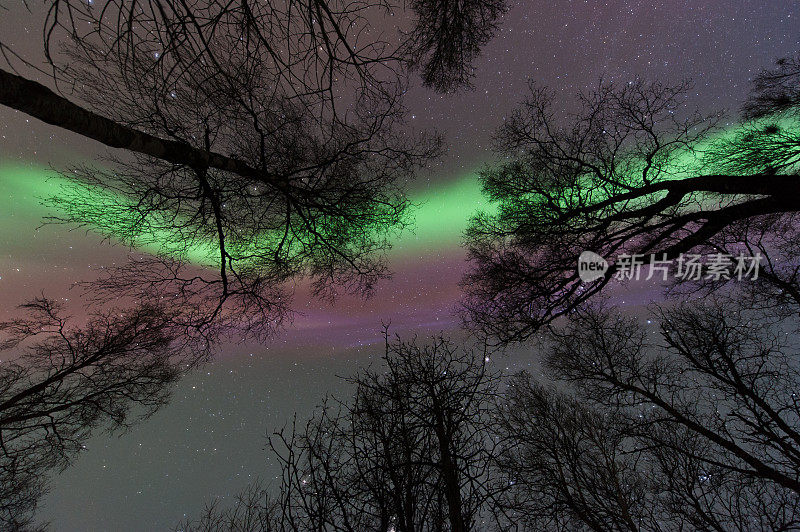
[[48, 0, 441, 340], [271, 333, 499, 531], [404, 0, 508, 92], [741, 55, 800, 121], [175, 481, 279, 532], [458, 55, 800, 529], [494, 373, 661, 531], [0, 0, 506, 343], [180, 334, 500, 531], [0, 297, 192, 529], [494, 298, 800, 531], [462, 74, 800, 343], [0, 2, 508, 527]]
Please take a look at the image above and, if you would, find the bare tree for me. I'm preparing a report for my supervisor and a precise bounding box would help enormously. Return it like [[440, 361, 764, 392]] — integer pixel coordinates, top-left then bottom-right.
[[461, 74, 800, 344], [741, 55, 800, 121], [494, 298, 800, 531], [0, 0, 506, 344], [459, 58, 800, 529], [191, 334, 500, 531], [47, 0, 444, 341], [494, 373, 665, 531], [0, 3, 506, 527], [0, 297, 193, 528], [175, 481, 279, 532], [2, 0, 505, 93], [349, 334, 498, 531], [403, 0, 507, 92]]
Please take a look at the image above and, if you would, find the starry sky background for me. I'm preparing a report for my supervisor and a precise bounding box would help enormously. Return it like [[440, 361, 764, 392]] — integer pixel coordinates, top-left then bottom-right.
[[1, 1, 799, 529]]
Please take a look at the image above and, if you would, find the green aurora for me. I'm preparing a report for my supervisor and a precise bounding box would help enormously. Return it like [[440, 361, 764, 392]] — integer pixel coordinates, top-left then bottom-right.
[[0, 163, 496, 264], [1, 117, 793, 267]]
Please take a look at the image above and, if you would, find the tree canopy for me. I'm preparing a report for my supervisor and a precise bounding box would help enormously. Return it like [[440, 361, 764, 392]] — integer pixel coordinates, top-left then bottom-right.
[[462, 66, 800, 343]]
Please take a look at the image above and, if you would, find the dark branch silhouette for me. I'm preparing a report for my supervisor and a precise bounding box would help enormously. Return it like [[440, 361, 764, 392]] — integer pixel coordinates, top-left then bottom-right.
[[742, 54, 800, 120], [2, 0, 444, 341], [270, 333, 499, 532], [403, 0, 508, 92], [0, 298, 192, 528], [174, 481, 279, 532], [494, 298, 800, 531], [180, 333, 500, 531], [462, 76, 800, 344], [0, 69, 273, 180]]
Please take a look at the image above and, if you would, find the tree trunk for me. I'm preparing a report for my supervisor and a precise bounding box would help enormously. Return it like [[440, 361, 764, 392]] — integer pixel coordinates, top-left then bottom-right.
[[0, 68, 276, 185]]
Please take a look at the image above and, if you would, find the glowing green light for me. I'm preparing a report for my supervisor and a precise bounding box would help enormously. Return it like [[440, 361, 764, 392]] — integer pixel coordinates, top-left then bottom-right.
[[1, 118, 792, 265], [0, 163, 493, 263], [393, 175, 495, 255]]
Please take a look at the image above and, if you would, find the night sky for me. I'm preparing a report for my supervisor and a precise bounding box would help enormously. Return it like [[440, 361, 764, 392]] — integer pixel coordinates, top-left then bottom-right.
[[1, 1, 799, 529]]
